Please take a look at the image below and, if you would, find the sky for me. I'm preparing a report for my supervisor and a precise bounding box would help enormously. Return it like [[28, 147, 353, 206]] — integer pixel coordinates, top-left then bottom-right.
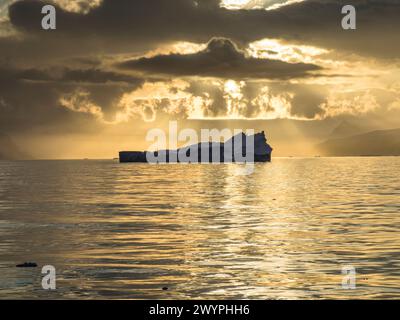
[[0, 0, 400, 158]]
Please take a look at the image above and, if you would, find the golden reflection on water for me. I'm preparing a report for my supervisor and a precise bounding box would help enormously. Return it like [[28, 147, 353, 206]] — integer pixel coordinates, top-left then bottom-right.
[[0, 158, 400, 299]]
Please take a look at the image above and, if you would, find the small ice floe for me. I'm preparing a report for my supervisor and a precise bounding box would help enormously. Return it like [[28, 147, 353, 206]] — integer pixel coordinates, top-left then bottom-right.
[[16, 262, 38, 268]]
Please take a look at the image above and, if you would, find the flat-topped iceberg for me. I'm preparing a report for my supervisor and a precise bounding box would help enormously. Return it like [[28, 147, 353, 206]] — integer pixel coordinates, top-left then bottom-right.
[[119, 131, 272, 163]]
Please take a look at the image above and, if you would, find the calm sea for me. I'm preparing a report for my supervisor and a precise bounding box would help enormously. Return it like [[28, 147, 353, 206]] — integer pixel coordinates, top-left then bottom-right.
[[0, 158, 399, 299]]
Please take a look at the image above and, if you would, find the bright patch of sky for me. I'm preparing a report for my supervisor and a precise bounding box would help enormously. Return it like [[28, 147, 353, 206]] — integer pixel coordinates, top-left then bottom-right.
[[221, 0, 306, 10]]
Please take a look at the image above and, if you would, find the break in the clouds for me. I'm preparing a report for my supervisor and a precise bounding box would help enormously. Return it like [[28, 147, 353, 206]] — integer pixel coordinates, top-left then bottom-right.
[[221, 0, 307, 11]]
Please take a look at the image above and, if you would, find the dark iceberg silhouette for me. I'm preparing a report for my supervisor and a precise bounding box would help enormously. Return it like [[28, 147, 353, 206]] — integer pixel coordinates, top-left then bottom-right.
[[120, 131, 273, 163]]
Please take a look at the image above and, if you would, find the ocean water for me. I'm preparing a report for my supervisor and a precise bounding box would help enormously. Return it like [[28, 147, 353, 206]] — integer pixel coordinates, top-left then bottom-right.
[[0, 157, 399, 299]]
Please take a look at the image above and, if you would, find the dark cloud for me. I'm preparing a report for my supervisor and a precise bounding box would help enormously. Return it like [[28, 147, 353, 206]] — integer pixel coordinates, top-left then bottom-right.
[[6, 0, 400, 60], [0, 66, 144, 133], [4, 66, 143, 85], [118, 38, 321, 79], [0, 72, 79, 133], [59, 68, 143, 84]]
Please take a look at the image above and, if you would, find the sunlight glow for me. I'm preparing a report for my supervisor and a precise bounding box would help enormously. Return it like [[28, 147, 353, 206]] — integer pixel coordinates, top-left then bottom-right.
[[247, 38, 329, 64], [221, 0, 307, 11], [221, 0, 258, 10]]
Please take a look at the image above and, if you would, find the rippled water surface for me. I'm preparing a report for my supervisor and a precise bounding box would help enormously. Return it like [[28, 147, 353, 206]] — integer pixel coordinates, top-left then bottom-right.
[[0, 158, 399, 299]]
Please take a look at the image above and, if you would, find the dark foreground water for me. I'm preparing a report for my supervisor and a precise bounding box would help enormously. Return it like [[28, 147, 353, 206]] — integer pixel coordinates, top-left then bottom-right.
[[0, 158, 399, 299]]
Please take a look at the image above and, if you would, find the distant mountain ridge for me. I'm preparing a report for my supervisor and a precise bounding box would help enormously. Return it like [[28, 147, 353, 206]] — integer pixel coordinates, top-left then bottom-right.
[[329, 120, 365, 139], [317, 128, 400, 156]]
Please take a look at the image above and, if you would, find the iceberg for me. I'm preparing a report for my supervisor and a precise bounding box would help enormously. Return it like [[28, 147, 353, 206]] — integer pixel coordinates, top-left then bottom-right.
[[119, 131, 272, 163]]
